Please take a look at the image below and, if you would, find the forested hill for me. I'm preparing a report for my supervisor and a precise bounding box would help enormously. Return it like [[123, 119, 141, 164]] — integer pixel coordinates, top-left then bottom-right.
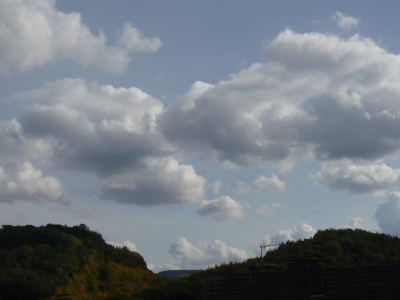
[[0, 224, 155, 300], [204, 228, 400, 275], [2, 226, 400, 300], [122, 228, 400, 300], [0, 224, 147, 269], [263, 228, 400, 268]]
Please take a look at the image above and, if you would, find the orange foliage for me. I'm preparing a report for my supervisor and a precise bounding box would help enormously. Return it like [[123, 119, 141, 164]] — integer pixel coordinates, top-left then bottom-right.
[[51, 262, 158, 300]]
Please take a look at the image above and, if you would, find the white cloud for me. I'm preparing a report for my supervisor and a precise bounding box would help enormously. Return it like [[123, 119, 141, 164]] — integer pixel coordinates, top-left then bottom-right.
[[119, 23, 162, 53], [168, 238, 248, 269], [346, 216, 363, 229], [147, 263, 181, 273], [159, 29, 400, 171], [10, 78, 210, 207], [0, 161, 65, 203], [253, 174, 286, 191], [312, 162, 400, 195], [375, 192, 400, 235], [332, 12, 360, 30], [212, 181, 222, 195], [229, 174, 286, 195], [16, 78, 168, 176], [107, 240, 138, 252], [0, 0, 161, 74], [197, 196, 245, 220], [256, 203, 281, 217], [9, 28, 400, 207], [0, 119, 52, 163], [95, 157, 205, 206], [228, 181, 252, 194], [262, 223, 316, 245]]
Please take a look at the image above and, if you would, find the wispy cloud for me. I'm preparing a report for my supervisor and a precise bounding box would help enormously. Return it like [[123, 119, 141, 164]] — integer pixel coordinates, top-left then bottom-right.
[[261, 223, 316, 245], [375, 192, 400, 235], [332, 12, 360, 30], [256, 203, 281, 217]]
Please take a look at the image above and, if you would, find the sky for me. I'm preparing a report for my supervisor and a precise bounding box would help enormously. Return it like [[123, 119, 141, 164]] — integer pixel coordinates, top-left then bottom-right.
[[2, 0, 400, 272]]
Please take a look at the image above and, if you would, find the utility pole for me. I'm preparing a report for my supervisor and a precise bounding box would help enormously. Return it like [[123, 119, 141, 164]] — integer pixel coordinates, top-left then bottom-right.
[[260, 242, 277, 271]]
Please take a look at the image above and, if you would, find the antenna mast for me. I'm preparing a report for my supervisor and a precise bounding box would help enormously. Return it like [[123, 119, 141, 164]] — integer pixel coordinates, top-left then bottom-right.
[[259, 242, 277, 271]]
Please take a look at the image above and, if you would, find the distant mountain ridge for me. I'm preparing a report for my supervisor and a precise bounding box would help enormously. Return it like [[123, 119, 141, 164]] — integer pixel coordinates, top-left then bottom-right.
[[158, 270, 201, 279]]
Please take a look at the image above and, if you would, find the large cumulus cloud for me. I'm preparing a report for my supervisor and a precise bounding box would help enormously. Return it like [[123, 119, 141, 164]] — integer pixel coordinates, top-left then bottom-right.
[[312, 162, 400, 195], [0, 0, 161, 74], [95, 157, 205, 206], [17, 78, 170, 176], [9, 28, 400, 205], [12, 78, 208, 206], [159, 29, 400, 177]]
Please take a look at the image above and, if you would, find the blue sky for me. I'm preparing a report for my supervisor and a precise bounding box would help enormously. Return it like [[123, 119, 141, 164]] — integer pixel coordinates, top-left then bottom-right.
[[2, 0, 400, 271]]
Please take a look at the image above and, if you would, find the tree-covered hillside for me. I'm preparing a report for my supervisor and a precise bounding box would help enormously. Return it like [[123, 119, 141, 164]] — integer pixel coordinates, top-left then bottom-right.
[[0, 224, 155, 300], [2, 225, 400, 300], [264, 228, 400, 268], [137, 228, 400, 300]]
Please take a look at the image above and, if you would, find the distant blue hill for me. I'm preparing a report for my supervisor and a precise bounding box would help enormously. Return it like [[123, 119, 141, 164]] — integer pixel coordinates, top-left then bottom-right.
[[158, 269, 202, 279]]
